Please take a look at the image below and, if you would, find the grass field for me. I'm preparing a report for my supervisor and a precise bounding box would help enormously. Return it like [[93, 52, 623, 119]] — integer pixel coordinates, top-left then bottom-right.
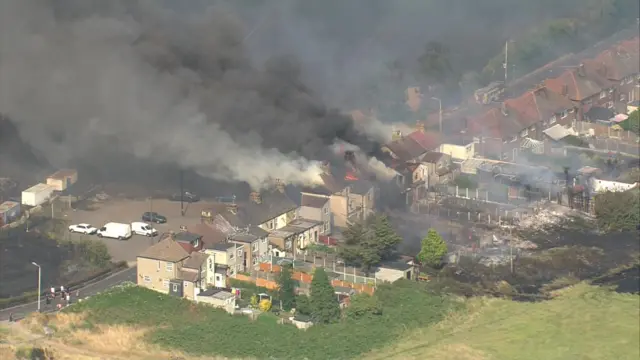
[[64, 281, 453, 360], [366, 283, 640, 360]]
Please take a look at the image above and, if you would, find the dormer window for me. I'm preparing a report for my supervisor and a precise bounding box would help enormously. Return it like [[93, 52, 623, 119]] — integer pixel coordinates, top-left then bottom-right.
[[599, 91, 606, 99]]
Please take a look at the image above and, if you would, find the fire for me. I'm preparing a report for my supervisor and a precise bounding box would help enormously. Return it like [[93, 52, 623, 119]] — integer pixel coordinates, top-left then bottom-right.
[[345, 171, 359, 181]]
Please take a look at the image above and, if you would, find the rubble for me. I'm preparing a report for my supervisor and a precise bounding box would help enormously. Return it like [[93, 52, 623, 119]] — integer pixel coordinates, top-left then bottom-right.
[[518, 204, 583, 232]]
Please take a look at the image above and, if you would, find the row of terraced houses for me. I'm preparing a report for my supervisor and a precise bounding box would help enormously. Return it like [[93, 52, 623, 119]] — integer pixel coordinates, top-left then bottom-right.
[[377, 31, 639, 167]]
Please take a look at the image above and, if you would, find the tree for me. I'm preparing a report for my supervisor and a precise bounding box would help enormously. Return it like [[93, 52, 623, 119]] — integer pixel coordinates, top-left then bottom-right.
[[594, 190, 640, 232], [338, 215, 403, 273], [417, 228, 448, 268], [294, 295, 312, 315], [309, 268, 341, 324], [624, 110, 639, 135], [345, 293, 383, 320], [369, 215, 403, 260], [277, 264, 296, 311]]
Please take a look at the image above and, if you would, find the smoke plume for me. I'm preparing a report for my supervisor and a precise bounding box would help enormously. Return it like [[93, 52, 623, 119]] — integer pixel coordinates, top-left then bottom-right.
[[0, 0, 375, 190]]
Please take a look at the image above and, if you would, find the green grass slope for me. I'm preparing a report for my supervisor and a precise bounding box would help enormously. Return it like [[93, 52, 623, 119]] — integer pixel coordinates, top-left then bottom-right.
[[367, 283, 640, 360]]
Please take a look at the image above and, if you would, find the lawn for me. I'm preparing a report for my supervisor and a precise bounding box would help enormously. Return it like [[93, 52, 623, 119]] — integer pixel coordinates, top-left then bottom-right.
[[67, 281, 453, 360], [367, 283, 640, 360]]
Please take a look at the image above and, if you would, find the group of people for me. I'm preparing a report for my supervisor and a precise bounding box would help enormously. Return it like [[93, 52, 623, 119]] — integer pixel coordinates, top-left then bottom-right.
[[7, 285, 79, 322]]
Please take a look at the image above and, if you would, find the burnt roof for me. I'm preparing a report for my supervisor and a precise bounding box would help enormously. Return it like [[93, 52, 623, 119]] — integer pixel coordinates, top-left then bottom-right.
[[242, 189, 298, 225], [422, 152, 446, 163]]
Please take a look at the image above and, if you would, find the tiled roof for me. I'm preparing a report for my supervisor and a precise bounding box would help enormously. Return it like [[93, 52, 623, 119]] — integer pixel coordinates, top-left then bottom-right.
[[544, 63, 614, 101], [301, 195, 328, 208], [138, 237, 189, 263], [468, 107, 523, 139], [384, 130, 441, 161], [592, 39, 640, 80], [183, 252, 208, 270], [406, 130, 441, 151], [422, 152, 446, 163], [191, 223, 227, 248], [242, 189, 298, 226], [178, 270, 199, 282]]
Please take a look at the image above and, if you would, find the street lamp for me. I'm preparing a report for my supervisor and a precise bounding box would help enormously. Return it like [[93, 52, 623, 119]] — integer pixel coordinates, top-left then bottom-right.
[[31, 262, 41, 312], [431, 97, 442, 133]]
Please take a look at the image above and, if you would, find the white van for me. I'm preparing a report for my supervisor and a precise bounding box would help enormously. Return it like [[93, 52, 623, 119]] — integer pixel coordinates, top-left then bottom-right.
[[97, 222, 132, 240], [131, 222, 158, 237]]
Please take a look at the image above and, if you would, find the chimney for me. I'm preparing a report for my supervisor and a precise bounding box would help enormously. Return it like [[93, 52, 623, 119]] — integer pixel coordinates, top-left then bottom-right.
[[320, 161, 331, 175], [250, 191, 262, 204], [392, 130, 402, 141], [275, 179, 285, 193], [226, 203, 238, 214], [415, 121, 425, 133], [577, 63, 586, 77], [561, 84, 569, 96]]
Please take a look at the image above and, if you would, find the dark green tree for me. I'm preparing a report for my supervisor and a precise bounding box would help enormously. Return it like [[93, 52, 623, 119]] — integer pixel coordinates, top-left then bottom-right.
[[369, 215, 403, 260], [417, 228, 448, 268], [277, 264, 296, 311], [309, 268, 341, 324], [594, 190, 640, 232], [294, 294, 312, 315], [624, 110, 639, 135]]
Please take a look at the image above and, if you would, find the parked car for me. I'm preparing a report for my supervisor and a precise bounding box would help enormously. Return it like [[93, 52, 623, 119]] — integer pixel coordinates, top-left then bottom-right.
[[131, 222, 158, 237], [169, 191, 200, 203], [68, 223, 98, 235], [142, 211, 167, 224], [96, 222, 132, 240]]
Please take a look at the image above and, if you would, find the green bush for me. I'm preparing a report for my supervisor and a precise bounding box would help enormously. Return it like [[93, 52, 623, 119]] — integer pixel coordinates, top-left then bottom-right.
[[68, 281, 454, 360]]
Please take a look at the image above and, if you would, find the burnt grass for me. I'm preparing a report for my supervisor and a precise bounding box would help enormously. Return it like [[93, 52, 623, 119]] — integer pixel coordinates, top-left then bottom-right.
[[429, 216, 640, 299], [0, 216, 105, 298]]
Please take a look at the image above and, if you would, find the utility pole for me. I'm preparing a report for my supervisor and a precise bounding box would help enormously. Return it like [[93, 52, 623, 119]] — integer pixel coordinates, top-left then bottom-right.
[[31, 262, 41, 312], [509, 226, 514, 274], [504, 40, 509, 87]]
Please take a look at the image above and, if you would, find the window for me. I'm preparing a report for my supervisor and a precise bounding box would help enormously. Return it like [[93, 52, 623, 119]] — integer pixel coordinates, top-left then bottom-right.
[[274, 218, 279, 228], [163, 279, 169, 288], [262, 238, 267, 244], [599, 91, 606, 99], [229, 252, 234, 259], [184, 282, 188, 288], [267, 221, 274, 230], [166, 263, 174, 272], [238, 249, 243, 256], [606, 101, 614, 109], [143, 275, 151, 283], [550, 116, 557, 125], [252, 242, 259, 251], [323, 206, 329, 215], [172, 284, 178, 292], [520, 129, 528, 137], [620, 93, 626, 102], [252, 257, 258, 265], [323, 221, 329, 232], [561, 110, 568, 118]]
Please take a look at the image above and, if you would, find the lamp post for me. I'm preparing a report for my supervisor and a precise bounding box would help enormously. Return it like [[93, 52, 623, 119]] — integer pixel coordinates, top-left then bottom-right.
[[31, 262, 41, 312], [431, 97, 442, 133]]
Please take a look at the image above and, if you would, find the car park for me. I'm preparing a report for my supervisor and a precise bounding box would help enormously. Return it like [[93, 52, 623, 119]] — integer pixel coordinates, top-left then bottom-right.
[[97, 222, 132, 240]]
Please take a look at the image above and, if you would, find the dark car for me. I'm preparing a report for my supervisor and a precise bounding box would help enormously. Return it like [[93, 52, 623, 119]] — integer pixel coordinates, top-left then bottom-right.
[[142, 211, 167, 224], [169, 191, 200, 203]]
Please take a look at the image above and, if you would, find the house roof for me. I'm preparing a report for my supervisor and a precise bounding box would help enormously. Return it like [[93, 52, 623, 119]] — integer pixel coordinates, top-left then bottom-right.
[[542, 124, 576, 141], [301, 172, 346, 196], [301, 194, 328, 208], [183, 252, 209, 270], [191, 223, 227, 248], [421, 152, 446, 163], [178, 270, 199, 282], [199, 288, 235, 300], [592, 44, 640, 80], [243, 189, 298, 225], [384, 136, 427, 161], [468, 107, 523, 139], [138, 237, 189, 263], [349, 179, 373, 195], [229, 233, 260, 243], [585, 106, 615, 121], [544, 64, 613, 102], [406, 130, 441, 151], [173, 231, 202, 244], [210, 242, 238, 252]]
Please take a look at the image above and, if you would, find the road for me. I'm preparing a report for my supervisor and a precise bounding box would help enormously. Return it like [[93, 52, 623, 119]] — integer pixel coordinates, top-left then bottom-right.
[[0, 266, 137, 321]]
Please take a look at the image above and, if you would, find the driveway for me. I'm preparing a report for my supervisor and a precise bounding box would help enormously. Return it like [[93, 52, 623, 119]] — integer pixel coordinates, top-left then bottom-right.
[[61, 199, 217, 262], [0, 266, 137, 322]]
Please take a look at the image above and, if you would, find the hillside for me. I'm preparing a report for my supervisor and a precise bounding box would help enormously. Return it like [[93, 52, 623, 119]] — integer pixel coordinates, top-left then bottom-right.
[[367, 283, 640, 360]]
